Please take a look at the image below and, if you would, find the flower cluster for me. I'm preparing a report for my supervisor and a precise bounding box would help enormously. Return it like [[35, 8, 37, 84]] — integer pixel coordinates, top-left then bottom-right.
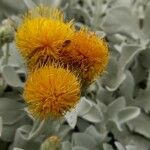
[[15, 5, 109, 119], [16, 5, 74, 71]]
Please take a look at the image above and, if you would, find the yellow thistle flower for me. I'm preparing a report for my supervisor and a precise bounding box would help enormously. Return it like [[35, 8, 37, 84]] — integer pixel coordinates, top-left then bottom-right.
[[61, 28, 109, 85], [15, 6, 74, 70], [23, 65, 80, 119]]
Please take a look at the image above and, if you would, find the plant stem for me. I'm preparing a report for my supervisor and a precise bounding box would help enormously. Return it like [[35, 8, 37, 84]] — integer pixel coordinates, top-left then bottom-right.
[[3, 43, 10, 65], [28, 119, 46, 140]]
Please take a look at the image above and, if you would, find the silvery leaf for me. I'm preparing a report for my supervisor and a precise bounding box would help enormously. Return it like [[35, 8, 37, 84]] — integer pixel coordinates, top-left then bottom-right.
[[0, 98, 25, 125], [61, 141, 72, 150], [110, 0, 132, 8], [39, 0, 62, 7], [1, 0, 26, 11], [72, 133, 98, 150], [77, 97, 92, 116], [65, 109, 77, 129], [72, 146, 88, 150], [139, 49, 150, 69], [96, 101, 107, 113], [103, 44, 144, 91], [117, 106, 140, 124], [96, 85, 114, 104], [0, 47, 4, 57], [118, 45, 143, 72], [107, 97, 126, 120], [131, 59, 147, 86], [127, 113, 150, 139], [76, 118, 91, 132], [143, 2, 150, 38], [70, 8, 91, 25], [115, 142, 125, 150], [0, 97, 31, 141], [0, 117, 2, 137], [102, 7, 139, 38], [13, 148, 24, 150], [126, 145, 137, 150], [23, 0, 37, 9], [2, 92, 23, 102], [1, 65, 24, 88], [2, 122, 32, 142], [85, 126, 102, 143], [12, 125, 40, 150], [119, 71, 135, 101], [58, 125, 72, 139], [134, 89, 150, 113], [101, 57, 126, 91], [43, 119, 61, 138], [81, 105, 102, 123], [132, 69, 150, 113], [103, 143, 114, 150], [91, 0, 106, 28], [113, 128, 150, 150], [108, 34, 127, 45], [146, 69, 150, 90], [107, 119, 122, 132], [7, 43, 25, 72]]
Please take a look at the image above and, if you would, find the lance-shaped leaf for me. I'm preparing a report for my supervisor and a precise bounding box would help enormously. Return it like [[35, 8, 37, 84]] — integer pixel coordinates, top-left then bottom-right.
[[101, 57, 126, 91], [13, 125, 40, 150], [73, 146, 88, 150], [72, 133, 98, 150], [0, 97, 30, 141], [119, 71, 135, 101], [102, 7, 139, 38], [103, 143, 114, 150], [126, 145, 137, 150], [2, 65, 24, 88], [102, 44, 144, 91], [134, 69, 150, 113], [0, 117, 2, 137], [117, 106, 140, 124], [23, 0, 37, 9], [39, 0, 62, 7], [81, 104, 102, 123], [65, 109, 77, 129], [143, 2, 150, 38], [118, 45, 143, 72], [107, 97, 126, 120], [115, 142, 125, 150], [127, 113, 150, 139], [61, 141, 72, 150], [77, 97, 92, 116]]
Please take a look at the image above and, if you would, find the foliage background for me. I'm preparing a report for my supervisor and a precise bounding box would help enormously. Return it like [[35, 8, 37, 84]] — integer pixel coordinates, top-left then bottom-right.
[[0, 0, 150, 150]]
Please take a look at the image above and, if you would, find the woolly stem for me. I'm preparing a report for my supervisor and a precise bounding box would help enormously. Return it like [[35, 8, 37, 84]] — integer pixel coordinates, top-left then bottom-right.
[[28, 119, 46, 140], [3, 43, 10, 64]]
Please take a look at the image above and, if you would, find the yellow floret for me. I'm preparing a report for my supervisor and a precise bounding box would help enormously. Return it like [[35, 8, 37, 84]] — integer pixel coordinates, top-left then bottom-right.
[[23, 65, 81, 119], [60, 28, 109, 85], [15, 6, 74, 70]]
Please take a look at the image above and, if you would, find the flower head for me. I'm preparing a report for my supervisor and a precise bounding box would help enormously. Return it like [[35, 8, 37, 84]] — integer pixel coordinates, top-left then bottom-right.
[[61, 28, 109, 85], [23, 65, 80, 119], [15, 6, 74, 70]]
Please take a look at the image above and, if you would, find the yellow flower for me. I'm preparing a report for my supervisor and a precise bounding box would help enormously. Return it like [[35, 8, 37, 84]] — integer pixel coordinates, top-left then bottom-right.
[[15, 6, 74, 70], [61, 28, 109, 85], [23, 65, 80, 119]]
